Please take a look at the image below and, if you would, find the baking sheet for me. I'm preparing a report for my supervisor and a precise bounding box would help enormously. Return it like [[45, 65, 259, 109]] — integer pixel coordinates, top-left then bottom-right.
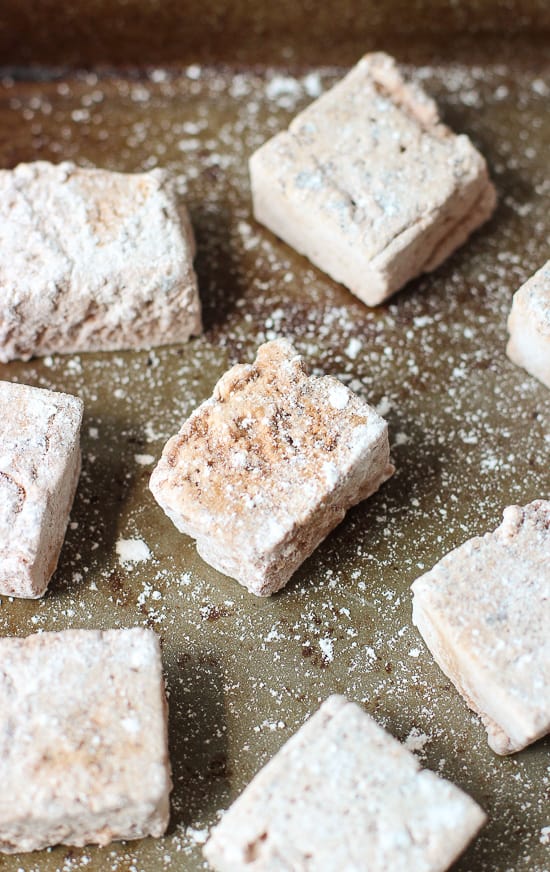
[[0, 60, 548, 872]]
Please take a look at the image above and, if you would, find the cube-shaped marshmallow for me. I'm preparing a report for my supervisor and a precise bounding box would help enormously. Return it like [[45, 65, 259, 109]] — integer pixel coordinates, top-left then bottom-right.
[[0, 380, 83, 598], [250, 53, 496, 306], [507, 260, 550, 389], [412, 501, 550, 754], [0, 627, 171, 853], [204, 695, 486, 872], [150, 339, 393, 596], [0, 161, 201, 361]]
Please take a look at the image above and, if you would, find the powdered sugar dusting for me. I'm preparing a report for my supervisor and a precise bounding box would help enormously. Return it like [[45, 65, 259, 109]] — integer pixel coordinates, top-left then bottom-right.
[[404, 726, 431, 754], [0, 59, 547, 872], [328, 382, 350, 409], [116, 538, 152, 564]]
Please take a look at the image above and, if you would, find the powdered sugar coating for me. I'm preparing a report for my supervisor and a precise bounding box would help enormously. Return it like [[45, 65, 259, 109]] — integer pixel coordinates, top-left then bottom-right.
[[250, 52, 496, 306], [0, 61, 548, 872], [0, 161, 201, 361], [0, 380, 83, 598], [0, 627, 171, 853], [507, 260, 550, 388], [204, 695, 486, 871], [412, 501, 550, 754], [150, 339, 393, 595]]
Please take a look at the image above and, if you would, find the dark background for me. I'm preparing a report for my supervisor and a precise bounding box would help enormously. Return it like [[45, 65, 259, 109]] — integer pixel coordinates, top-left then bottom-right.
[[1, 0, 550, 69]]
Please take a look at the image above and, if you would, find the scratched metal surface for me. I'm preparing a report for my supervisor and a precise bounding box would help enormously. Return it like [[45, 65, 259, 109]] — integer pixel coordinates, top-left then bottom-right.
[[0, 56, 548, 872]]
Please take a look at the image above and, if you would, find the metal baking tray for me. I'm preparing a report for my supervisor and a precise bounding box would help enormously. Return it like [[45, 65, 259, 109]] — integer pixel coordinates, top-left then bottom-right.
[[0, 7, 549, 870]]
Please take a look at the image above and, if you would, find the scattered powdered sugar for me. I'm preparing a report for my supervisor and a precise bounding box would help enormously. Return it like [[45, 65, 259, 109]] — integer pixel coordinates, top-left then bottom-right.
[[345, 337, 363, 360], [264, 71, 326, 110], [319, 637, 335, 663], [116, 537, 152, 564], [134, 453, 156, 465], [185, 826, 209, 845], [0, 59, 547, 872], [404, 727, 431, 754]]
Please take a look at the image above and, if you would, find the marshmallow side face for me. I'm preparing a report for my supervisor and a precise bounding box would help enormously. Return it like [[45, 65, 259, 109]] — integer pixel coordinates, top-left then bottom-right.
[[0, 380, 83, 598], [250, 52, 496, 306], [204, 695, 486, 872], [150, 338, 393, 595], [507, 260, 550, 389], [0, 161, 201, 361], [412, 500, 550, 754], [0, 627, 171, 853]]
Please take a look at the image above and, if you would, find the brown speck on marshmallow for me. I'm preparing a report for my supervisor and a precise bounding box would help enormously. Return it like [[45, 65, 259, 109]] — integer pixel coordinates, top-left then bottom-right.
[[150, 339, 393, 596]]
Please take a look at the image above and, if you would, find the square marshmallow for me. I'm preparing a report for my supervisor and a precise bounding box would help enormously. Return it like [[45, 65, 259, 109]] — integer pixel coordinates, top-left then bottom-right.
[[0, 161, 201, 361], [250, 52, 496, 306], [412, 501, 550, 754], [204, 695, 486, 872], [0, 627, 171, 853], [0, 380, 83, 598], [507, 260, 550, 389], [150, 339, 393, 595]]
